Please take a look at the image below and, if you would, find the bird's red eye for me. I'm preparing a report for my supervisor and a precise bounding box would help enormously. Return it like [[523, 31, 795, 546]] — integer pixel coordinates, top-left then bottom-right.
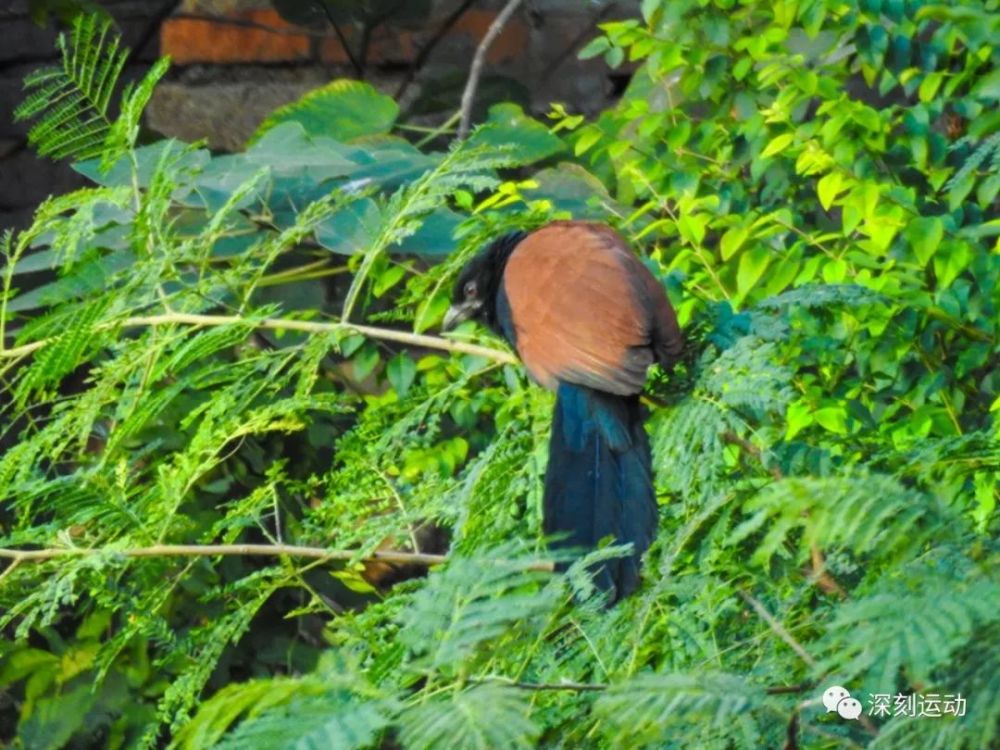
[[464, 281, 477, 299]]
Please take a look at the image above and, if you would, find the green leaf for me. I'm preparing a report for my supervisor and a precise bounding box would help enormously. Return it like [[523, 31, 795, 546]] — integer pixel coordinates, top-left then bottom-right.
[[904, 215, 944, 265], [971, 68, 1000, 99], [720, 226, 749, 260], [814, 405, 848, 434], [736, 246, 770, 295], [595, 673, 764, 748], [933, 241, 971, 287], [761, 132, 794, 158], [678, 213, 707, 246], [251, 80, 399, 144], [817, 172, 844, 211], [578, 36, 610, 60], [641, 0, 661, 23], [399, 685, 539, 750], [315, 199, 383, 256], [527, 163, 622, 219], [785, 401, 814, 440], [394, 208, 463, 257], [387, 354, 416, 397], [465, 103, 564, 167]]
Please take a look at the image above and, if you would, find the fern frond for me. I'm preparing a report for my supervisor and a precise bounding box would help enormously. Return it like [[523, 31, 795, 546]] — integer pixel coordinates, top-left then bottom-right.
[[869, 624, 1000, 750], [594, 672, 765, 749], [396, 544, 560, 672], [213, 690, 391, 750], [398, 684, 539, 750], [818, 572, 1000, 689], [730, 472, 953, 565], [15, 14, 128, 163]]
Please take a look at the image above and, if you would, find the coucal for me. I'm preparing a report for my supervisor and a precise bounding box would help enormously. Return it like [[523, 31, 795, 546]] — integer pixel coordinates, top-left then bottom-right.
[[444, 221, 683, 601]]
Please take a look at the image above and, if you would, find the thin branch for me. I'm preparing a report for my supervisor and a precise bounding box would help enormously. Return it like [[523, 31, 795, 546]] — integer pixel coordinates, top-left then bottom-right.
[[0, 312, 518, 365], [457, 0, 524, 139], [808, 544, 847, 599], [721, 430, 781, 481], [471, 676, 814, 695], [128, 0, 183, 64], [317, 3, 364, 77], [396, 0, 478, 101], [738, 589, 817, 669], [0, 543, 555, 571], [472, 676, 609, 692]]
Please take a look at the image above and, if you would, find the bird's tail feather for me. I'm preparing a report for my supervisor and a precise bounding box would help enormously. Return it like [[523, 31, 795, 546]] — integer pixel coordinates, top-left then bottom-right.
[[543, 382, 658, 602]]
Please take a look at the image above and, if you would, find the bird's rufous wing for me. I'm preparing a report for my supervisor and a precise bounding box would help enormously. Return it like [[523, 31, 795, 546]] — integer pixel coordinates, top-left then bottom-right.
[[502, 222, 681, 396]]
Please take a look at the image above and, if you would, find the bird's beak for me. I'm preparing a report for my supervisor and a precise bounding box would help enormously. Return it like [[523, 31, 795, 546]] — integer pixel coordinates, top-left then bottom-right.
[[442, 301, 481, 331]]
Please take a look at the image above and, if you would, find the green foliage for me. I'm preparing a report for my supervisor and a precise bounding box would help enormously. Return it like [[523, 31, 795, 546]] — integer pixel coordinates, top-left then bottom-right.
[[251, 79, 400, 143], [15, 14, 166, 166], [2, 5, 999, 750]]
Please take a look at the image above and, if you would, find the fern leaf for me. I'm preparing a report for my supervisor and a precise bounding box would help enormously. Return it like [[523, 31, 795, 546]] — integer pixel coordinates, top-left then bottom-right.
[[729, 473, 951, 565], [594, 672, 765, 749], [14, 13, 129, 163], [396, 545, 559, 672], [398, 684, 539, 750], [818, 576, 1000, 689]]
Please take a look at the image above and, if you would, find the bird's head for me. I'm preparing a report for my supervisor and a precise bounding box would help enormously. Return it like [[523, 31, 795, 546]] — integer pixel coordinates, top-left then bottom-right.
[[443, 230, 526, 331]]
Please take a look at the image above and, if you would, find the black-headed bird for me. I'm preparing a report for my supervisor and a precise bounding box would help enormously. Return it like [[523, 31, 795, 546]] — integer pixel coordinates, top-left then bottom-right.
[[444, 221, 683, 601]]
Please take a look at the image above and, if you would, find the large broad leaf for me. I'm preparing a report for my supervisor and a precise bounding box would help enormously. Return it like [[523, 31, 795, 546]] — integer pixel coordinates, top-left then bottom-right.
[[525, 162, 622, 219], [74, 140, 209, 188], [251, 80, 399, 144], [466, 103, 565, 167], [6, 250, 135, 313], [315, 201, 460, 258], [395, 207, 463, 257], [245, 123, 357, 179], [338, 135, 439, 188], [183, 154, 270, 213], [315, 199, 384, 255]]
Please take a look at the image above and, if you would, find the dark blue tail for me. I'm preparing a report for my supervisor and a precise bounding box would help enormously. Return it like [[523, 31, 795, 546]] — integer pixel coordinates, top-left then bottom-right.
[[543, 382, 658, 602]]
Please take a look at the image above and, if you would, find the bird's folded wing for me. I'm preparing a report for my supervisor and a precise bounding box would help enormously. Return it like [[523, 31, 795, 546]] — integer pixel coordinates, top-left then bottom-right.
[[502, 222, 678, 396]]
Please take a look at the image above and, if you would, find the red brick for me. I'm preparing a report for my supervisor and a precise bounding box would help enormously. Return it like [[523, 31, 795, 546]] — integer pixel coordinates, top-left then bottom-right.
[[453, 9, 530, 64], [320, 28, 417, 65], [161, 9, 310, 64]]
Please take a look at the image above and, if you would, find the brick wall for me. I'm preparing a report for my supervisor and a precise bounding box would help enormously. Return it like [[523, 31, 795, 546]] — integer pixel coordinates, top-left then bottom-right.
[[1, 0, 638, 232]]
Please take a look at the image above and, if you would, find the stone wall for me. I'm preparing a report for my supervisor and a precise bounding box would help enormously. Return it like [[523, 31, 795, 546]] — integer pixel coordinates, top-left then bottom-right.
[[1, 0, 638, 232]]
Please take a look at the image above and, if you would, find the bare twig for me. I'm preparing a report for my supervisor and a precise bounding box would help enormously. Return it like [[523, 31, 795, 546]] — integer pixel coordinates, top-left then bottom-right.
[[721, 430, 781, 481], [470, 676, 815, 695], [808, 544, 847, 599], [316, 2, 364, 77], [0, 312, 518, 365], [738, 589, 817, 669], [457, 0, 524, 139], [128, 0, 183, 63], [396, 0, 478, 101], [472, 676, 608, 692], [0, 543, 555, 571], [765, 682, 813, 695]]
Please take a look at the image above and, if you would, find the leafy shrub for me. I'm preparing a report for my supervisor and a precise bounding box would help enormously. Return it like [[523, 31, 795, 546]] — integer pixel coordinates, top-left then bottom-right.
[[1, 3, 998, 748]]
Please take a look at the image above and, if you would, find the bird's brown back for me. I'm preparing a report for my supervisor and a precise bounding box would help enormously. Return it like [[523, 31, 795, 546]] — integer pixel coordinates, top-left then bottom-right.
[[502, 221, 682, 396]]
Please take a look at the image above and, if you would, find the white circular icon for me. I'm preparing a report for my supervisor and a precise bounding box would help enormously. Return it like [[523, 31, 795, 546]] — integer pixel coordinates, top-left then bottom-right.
[[821, 685, 862, 721]]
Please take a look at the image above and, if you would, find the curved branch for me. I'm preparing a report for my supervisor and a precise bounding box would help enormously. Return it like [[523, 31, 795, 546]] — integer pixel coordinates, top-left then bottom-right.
[[458, 0, 524, 139], [0, 543, 555, 571], [0, 312, 518, 365]]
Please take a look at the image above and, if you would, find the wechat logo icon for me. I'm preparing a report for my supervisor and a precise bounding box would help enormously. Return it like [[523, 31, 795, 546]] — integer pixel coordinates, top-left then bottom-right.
[[822, 685, 862, 720]]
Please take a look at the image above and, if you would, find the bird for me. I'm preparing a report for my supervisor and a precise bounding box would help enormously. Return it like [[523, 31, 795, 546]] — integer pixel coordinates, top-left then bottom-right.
[[443, 220, 683, 602]]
